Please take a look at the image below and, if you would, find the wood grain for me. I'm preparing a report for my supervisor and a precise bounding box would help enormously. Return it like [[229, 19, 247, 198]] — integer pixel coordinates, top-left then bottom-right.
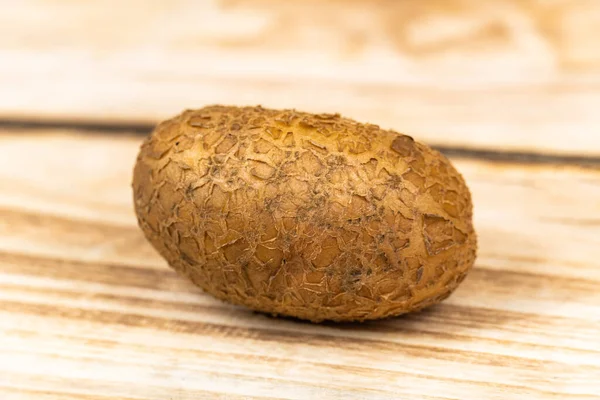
[[1, 131, 599, 399], [2, 0, 600, 155]]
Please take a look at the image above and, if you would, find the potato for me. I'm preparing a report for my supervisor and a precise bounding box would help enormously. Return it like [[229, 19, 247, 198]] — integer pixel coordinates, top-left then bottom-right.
[[133, 105, 477, 322]]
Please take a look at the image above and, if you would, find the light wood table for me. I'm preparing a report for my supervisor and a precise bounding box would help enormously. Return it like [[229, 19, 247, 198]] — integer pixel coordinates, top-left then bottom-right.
[[1, 1, 599, 399]]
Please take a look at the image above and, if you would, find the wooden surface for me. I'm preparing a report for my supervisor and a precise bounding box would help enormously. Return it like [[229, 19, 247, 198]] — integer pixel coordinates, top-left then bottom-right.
[[1, 132, 599, 399], [2, 0, 600, 155], [1, 1, 600, 399]]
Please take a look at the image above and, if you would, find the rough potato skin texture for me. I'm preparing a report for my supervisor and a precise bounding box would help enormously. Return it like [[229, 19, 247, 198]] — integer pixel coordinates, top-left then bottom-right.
[[133, 105, 477, 322]]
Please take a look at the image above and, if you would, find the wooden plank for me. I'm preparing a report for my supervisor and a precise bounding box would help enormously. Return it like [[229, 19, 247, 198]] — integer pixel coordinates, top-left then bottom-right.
[[2, 1, 600, 155], [2, 131, 599, 279], [0, 130, 599, 399]]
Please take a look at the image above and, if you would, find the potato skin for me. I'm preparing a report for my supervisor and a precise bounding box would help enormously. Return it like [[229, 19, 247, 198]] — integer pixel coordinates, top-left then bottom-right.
[[133, 105, 477, 322]]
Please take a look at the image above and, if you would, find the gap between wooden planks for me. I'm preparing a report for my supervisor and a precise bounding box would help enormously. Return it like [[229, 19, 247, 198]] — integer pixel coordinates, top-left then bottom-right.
[[0, 130, 599, 399], [2, 0, 600, 156]]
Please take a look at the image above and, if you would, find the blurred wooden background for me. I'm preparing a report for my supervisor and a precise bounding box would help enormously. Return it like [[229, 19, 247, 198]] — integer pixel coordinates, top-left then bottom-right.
[[0, 1, 599, 399], [2, 0, 600, 154]]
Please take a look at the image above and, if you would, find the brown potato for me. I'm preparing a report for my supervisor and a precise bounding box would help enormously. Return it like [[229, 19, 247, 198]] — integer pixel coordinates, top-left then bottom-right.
[[133, 105, 477, 322]]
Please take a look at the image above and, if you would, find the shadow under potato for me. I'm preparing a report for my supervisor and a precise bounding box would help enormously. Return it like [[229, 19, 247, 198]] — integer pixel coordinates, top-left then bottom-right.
[[245, 268, 524, 333]]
